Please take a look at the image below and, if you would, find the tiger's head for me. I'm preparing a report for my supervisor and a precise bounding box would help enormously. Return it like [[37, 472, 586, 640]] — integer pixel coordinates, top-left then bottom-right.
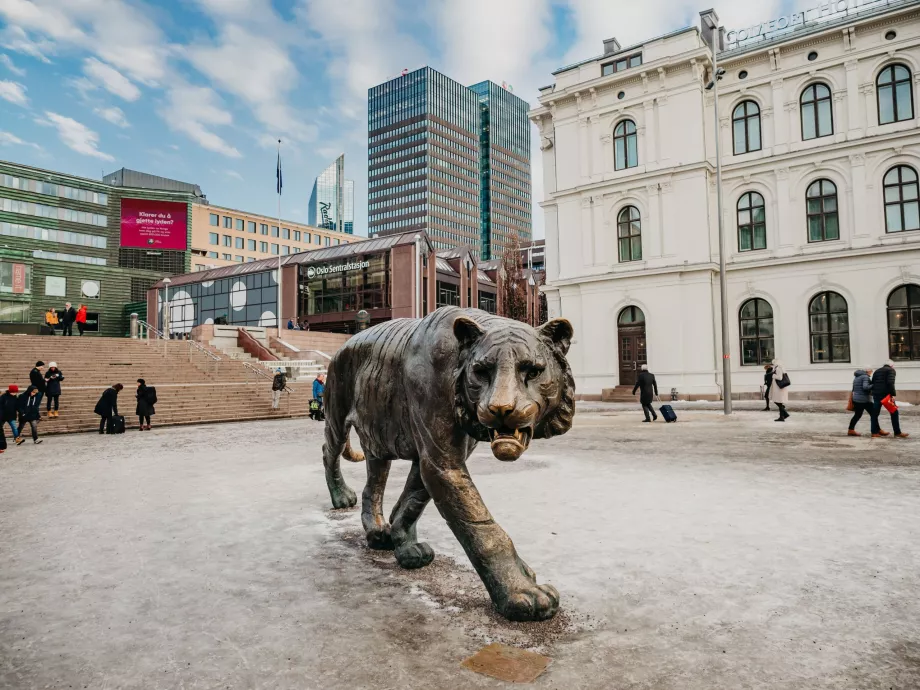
[[454, 315, 575, 462]]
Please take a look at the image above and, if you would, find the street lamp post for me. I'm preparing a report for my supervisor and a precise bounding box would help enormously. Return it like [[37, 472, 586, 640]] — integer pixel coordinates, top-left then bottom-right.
[[162, 277, 171, 356], [704, 20, 732, 415]]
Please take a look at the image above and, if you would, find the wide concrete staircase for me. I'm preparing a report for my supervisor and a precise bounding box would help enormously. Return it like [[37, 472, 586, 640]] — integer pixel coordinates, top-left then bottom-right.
[[205, 326, 333, 382], [0, 334, 309, 435]]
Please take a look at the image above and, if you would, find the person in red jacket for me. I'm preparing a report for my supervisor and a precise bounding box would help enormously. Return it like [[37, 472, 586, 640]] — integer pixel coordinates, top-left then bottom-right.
[[75, 304, 88, 336]]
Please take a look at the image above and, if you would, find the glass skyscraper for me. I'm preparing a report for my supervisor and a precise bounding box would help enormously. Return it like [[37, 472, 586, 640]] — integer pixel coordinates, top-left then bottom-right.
[[468, 81, 532, 260], [308, 154, 355, 234], [368, 67, 527, 259]]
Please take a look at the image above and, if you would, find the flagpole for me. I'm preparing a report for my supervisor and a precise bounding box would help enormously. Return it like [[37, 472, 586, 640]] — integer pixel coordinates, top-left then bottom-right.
[[277, 139, 283, 331]]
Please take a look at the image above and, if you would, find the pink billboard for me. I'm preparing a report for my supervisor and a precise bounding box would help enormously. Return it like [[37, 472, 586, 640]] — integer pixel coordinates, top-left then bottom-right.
[[120, 198, 189, 250]]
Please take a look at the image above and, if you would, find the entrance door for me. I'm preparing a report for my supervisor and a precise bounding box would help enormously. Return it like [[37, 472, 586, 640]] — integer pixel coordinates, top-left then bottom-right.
[[617, 306, 647, 387]]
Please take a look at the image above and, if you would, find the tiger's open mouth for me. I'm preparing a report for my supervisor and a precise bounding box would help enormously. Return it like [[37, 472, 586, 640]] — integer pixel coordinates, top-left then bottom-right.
[[487, 426, 533, 461]]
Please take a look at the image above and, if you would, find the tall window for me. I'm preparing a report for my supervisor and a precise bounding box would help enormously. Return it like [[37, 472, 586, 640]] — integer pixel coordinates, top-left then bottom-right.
[[732, 101, 761, 155], [737, 192, 767, 251], [801, 83, 834, 139], [877, 64, 914, 124], [617, 206, 642, 262], [809, 291, 850, 363], [806, 179, 839, 242], [884, 165, 920, 233], [887, 284, 920, 360], [740, 298, 774, 365], [613, 120, 638, 170]]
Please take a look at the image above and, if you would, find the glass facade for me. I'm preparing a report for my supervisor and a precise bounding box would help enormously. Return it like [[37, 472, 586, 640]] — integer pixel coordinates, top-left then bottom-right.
[[367, 67, 484, 256], [308, 155, 355, 235], [158, 271, 278, 334], [298, 254, 391, 316]]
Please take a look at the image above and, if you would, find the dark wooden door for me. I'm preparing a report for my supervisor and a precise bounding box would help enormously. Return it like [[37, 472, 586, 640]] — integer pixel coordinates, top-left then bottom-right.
[[618, 325, 647, 387]]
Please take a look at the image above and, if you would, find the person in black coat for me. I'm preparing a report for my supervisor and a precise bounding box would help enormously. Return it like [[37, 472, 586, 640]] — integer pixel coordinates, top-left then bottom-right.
[[762, 364, 774, 412], [135, 379, 156, 431], [94, 383, 123, 434], [17, 385, 42, 444], [60, 302, 77, 337], [29, 361, 46, 412], [0, 385, 22, 445], [44, 362, 64, 417], [870, 361, 908, 438], [632, 365, 659, 422]]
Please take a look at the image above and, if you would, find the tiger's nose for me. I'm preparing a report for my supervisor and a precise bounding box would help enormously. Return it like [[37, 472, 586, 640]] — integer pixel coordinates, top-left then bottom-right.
[[488, 401, 515, 419]]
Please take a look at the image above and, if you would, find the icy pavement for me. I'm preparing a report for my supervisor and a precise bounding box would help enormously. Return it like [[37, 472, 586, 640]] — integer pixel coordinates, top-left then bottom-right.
[[0, 409, 918, 689]]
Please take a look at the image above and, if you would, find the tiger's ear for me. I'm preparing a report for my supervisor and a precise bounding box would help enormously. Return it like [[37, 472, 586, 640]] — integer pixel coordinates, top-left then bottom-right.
[[453, 316, 485, 349], [539, 318, 573, 356]]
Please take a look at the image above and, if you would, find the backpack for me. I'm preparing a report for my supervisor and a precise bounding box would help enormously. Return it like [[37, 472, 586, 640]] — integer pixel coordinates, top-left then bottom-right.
[[145, 386, 158, 406]]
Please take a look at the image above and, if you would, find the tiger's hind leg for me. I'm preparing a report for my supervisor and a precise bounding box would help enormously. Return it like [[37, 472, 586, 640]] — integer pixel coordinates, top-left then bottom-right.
[[362, 453, 394, 549], [323, 418, 357, 509], [390, 461, 434, 569]]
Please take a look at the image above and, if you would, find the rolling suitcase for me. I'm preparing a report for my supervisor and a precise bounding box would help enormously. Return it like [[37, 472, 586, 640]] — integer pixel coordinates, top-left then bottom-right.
[[107, 415, 126, 434], [656, 397, 677, 423]]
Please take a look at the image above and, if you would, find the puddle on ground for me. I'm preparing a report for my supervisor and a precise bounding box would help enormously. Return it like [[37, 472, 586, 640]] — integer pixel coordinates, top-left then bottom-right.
[[324, 509, 596, 652]]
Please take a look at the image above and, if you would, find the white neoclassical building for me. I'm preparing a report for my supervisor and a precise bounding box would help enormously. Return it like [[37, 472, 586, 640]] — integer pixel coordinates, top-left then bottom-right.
[[530, 0, 920, 401]]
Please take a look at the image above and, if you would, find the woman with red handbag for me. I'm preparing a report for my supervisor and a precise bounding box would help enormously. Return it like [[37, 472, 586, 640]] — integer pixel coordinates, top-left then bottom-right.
[[870, 361, 909, 439]]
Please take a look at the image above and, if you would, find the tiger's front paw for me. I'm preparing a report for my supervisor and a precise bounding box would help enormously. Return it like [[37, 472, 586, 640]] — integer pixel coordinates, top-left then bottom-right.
[[496, 583, 559, 622]]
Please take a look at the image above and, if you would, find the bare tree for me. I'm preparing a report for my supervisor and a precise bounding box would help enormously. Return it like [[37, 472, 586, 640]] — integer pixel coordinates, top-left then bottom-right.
[[499, 232, 528, 324]]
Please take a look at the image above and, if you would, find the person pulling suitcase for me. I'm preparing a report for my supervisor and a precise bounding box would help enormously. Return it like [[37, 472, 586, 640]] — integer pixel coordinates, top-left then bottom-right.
[[632, 365, 659, 422]]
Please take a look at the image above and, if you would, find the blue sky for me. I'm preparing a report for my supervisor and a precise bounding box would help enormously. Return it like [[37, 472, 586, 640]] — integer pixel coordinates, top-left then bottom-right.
[[0, 0, 782, 239]]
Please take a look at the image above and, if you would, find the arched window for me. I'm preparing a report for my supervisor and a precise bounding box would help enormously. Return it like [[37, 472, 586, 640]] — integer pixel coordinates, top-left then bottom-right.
[[618, 305, 645, 324], [740, 298, 774, 366], [617, 206, 642, 262], [737, 192, 767, 251], [887, 284, 920, 360], [732, 101, 761, 155], [806, 179, 839, 242], [809, 291, 850, 363], [883, 165, 920, 234], [613, 120, 638, 170], [877, 64, 914, 124], [801, 83, 834, 140]]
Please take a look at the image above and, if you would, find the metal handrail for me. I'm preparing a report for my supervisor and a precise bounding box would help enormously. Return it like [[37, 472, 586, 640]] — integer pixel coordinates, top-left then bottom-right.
[[259, 359, 324, 368], [138, 319, 222, 362], [242, 360, 294, 395], [137, 319, 164, 339]]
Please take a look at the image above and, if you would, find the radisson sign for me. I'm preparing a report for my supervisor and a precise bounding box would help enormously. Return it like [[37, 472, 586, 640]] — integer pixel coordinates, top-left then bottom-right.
[[726, 0, 902, 46], [305, 259, 370, 279]]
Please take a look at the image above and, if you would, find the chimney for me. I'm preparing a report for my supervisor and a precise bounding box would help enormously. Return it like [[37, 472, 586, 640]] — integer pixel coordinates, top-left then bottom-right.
[[603, 37, 621, 55], [699, 9, 723, 51]]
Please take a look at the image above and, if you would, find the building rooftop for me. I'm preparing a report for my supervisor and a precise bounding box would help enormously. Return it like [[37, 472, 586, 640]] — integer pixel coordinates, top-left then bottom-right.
[[153, 231, 431, 289]]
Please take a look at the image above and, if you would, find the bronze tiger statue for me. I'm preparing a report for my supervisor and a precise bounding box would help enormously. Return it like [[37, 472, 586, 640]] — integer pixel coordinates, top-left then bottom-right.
[[322, 307, 575, 622]]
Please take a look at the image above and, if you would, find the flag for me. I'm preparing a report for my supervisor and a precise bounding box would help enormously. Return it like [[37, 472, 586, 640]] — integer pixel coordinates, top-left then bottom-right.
[[276, 145, 283, 195]]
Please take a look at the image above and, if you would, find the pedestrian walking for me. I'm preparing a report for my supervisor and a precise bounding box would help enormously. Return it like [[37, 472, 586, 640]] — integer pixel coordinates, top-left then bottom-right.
[[60, 302, 76, 336], [0, 385, 22, 446], [44, 363, 64, 418], [632, 365, 659, 422], [29, 361, 46, 413], [771, 360, 791, 421], [848, 368, 876, 436], [271, 368, 287, 409], [135, 379, 157, 431], [94, 384, 123, 434], [75, 304, 88, 336], [45, 308, 59, 335], [762, 364, 774, 411], [871, 361, 909, 439], [17, 386, 43, 444]]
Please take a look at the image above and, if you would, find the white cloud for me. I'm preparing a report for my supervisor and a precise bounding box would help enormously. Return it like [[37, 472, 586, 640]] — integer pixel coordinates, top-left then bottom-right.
[[0, 53, 26, 76], [37, 111, 113, 161], [0, 130, 41, 149], [224, 170, 244, 181], [0, 79, 29, 106], [94, 106, 129, 128], [186, 21, 314, 144], [159, 83, 242, 158], [0, 0, 170, 84], [0, 25, 53, 62], [83, 58, 141, 101]]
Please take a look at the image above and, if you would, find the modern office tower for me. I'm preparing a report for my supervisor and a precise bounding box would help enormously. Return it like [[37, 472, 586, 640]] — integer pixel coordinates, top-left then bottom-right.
[[368, 68, 531, 259], [468, 81, 532, 260], [367, 67, 485, 256], [308, 154, 355, 235]]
